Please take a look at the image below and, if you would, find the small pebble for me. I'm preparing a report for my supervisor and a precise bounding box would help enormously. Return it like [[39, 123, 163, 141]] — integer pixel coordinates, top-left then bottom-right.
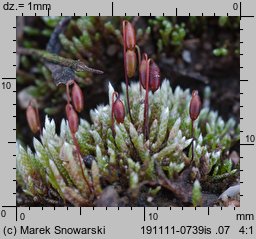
[[82, 155, 96, 169], [182, 50, 192, 63]]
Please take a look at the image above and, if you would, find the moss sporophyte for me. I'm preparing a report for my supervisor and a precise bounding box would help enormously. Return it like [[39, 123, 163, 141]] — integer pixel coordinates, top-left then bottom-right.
[[18, 17, 240, 207], [26, 100, 41, 134]]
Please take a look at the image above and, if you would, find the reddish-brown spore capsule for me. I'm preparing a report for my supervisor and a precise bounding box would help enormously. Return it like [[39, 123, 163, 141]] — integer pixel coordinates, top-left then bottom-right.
[[113, 98, 125, 124], [189, 90, 201, 121], [149, 62, 161, 93], [66, 103, 79, 134], [126, 49, 137, 78], [26, 104, 40, 134], [71, 82, 84, 113], [125, 21, 136, 50], [139, 58, 147, 89]]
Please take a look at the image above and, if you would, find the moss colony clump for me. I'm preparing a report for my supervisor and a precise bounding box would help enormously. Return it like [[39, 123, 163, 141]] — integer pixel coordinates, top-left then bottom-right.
[[17, 80, 240, 206], [17, 17, 240, 207]]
